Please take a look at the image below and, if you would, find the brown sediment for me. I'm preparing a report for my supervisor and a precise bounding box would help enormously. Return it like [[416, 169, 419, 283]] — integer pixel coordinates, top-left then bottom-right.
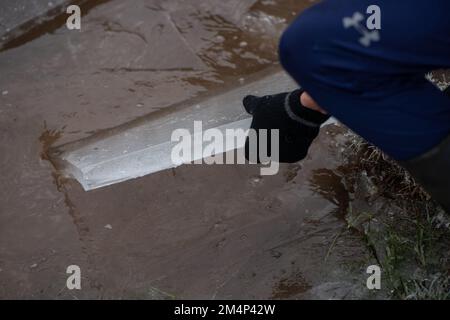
[[284, 164, 302, 183], [39, 125, 102, 292], [0, 0, 112, 53], [55, 176, 104, 292], [309, 168, 350, 217], [39, 125, 70, 193], [39, 125, 90, 242], [271, 271, 311, 299], [38, 124, 62, 162]]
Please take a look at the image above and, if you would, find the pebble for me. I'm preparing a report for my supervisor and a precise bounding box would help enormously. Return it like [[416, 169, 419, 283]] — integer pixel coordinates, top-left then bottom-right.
[[215, 35, 225, 42], [2, 90, 8, 96], [104, 224, 113, 230], [252, 177, 261, 183]]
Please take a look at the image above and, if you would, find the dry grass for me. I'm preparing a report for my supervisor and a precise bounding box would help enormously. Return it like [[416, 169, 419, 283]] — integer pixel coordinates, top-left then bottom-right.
[[346, 138, 430, 202], [342, 135, 450, 300]]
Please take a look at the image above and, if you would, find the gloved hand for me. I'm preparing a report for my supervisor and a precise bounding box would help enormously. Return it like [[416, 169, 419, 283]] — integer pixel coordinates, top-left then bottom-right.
[[243, 89, 330, 163]]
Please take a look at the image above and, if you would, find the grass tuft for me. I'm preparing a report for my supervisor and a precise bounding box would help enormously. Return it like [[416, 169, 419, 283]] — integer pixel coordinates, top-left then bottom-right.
[[342, 135, 450, 299]]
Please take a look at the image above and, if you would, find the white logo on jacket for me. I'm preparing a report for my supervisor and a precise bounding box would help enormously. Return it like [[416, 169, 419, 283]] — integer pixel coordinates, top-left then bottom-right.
[[343, 5, 381, 47]]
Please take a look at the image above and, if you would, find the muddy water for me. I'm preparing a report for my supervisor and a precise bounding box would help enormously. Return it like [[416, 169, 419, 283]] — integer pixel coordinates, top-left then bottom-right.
[[1, 0, 312, 146], [0, 0, 380, 299]]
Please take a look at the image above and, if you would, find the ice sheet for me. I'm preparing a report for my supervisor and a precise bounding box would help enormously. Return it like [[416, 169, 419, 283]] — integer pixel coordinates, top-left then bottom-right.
[[57, 70, 298, 190]]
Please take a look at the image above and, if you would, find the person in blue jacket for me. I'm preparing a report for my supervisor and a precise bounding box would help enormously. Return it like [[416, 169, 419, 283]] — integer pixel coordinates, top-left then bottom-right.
[[243, 0, 450, 211]]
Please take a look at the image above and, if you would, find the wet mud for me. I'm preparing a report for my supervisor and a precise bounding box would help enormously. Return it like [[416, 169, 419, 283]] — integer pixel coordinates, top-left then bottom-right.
[[0, 0, 113, 53], [0, 0, 381, 299]]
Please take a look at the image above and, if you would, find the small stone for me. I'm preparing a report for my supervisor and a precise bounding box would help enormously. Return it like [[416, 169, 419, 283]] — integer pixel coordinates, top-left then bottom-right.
[[104, 224, 113, 230], [30, 263, 38, 269], [136, 103, 144, 108], [2, 90, 8, 95], [215, 35, 225, 42], [240, 41, 248, 47]]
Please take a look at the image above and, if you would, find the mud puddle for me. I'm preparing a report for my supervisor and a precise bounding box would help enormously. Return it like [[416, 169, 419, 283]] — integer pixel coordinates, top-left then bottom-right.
[[0, 0, 381, 299], [1, 0, 316, 146]]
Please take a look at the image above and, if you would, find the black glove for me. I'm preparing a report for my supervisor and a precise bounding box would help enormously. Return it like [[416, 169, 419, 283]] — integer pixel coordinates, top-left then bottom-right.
[[243, 89, 330, 163]]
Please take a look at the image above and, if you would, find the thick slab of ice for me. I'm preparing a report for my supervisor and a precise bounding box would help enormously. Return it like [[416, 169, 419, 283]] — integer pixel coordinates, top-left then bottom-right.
[[56, 70, 298, 191]]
